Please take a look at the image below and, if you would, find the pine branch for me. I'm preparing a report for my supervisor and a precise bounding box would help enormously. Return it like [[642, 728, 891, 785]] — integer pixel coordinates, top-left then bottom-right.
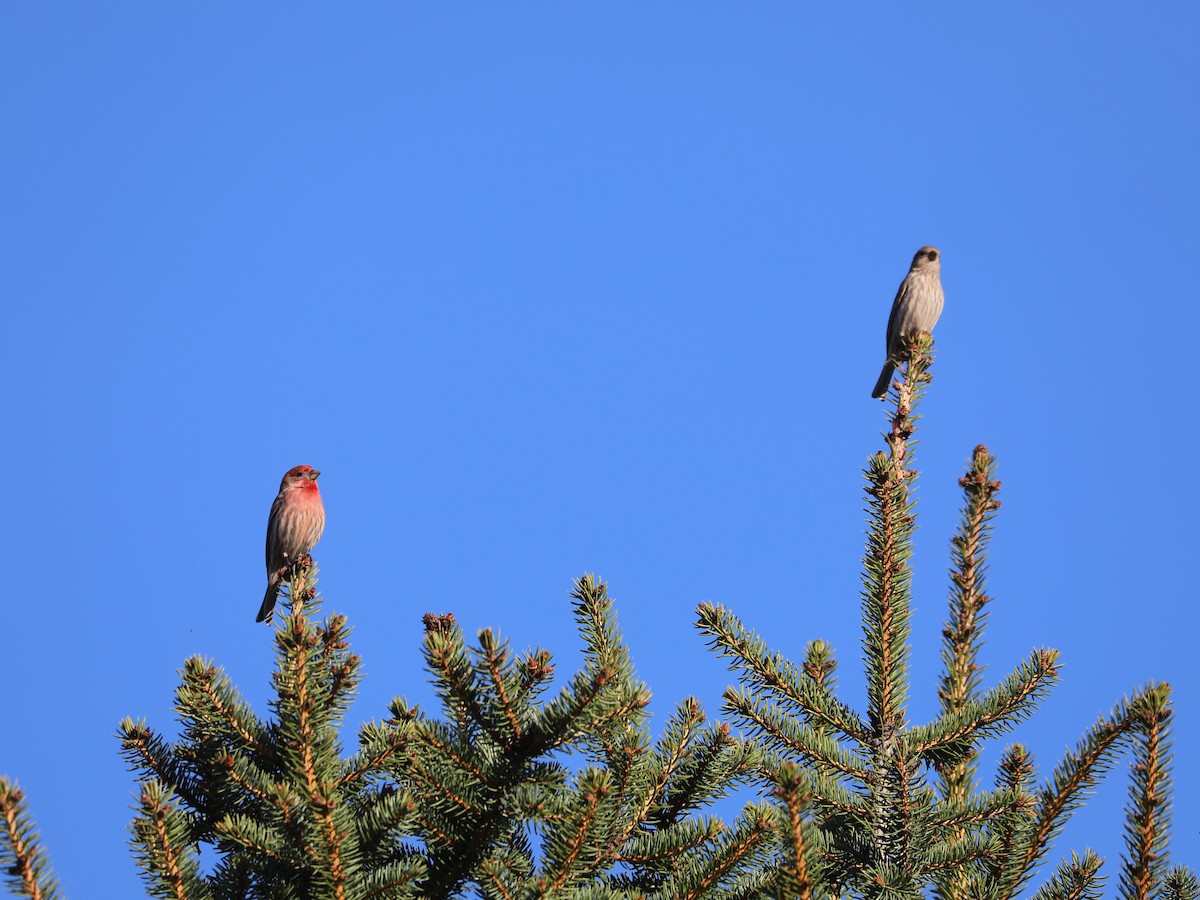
[[391, 576, 783, 897], [617, 817, 724, 867], [924, 786, 1032, 834], [512, 647, 557, 709], [339, 723, 410, 790], [270, 563, 354, 900], [571, 575, 657, 757], [722, 687, 870, 783], [604, 712, 760, 892], [118, 719, 209, 821], [277, 553, 319, 621], [697, 603, 869, 744], [119, 560, 416, 898], [479, 628, 525, 745], [910, 647, 1061, 766], [178, 657, 272, 760], [1120, 683, 1174, 900], [1003, 690, 1157, 899], [1030, 849, 1106, 900], [655, 719, 760, 825], [801, 639, 842, 739], [971, 743, 1041, 900], [862, 336, 935, 722], [533, 665, 645, 755], [356, 860, 425, 900], [1160, 867, 1200, 900], [536, 768, 615, 891], [345, 780, 421, 865], [423, 622, 510, 749], [129, 782, 212, 900], [214, 811, 288, 862], [0, 778, 61, 900], [660, 803, 779, 900], [633, 697, 707, 827], [861, 444, 916, 739], [574, 574, 637, 680], [858, 335, 934, 887], [935, 443, 1003, 806], [770, 763, 815, 900]]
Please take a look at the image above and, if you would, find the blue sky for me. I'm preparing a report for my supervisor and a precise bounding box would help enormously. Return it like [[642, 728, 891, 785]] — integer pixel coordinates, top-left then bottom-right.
[[2, 4, 1197, 895]]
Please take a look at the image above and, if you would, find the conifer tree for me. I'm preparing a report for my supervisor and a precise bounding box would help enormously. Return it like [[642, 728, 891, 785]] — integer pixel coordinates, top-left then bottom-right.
[[4, 563, 780, 898], [697, 334, 1197, 900], [2, 336, 1197, 899], [387, 578, 777, 898]]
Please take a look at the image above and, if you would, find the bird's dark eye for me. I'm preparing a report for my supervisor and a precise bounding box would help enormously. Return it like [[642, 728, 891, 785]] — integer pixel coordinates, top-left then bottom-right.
[[926, 250, 938, 261]]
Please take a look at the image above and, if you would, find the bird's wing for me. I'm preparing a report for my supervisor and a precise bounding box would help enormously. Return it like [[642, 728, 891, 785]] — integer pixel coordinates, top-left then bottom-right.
[[884, 278, 907, 355], [265, 493, 286, 569]]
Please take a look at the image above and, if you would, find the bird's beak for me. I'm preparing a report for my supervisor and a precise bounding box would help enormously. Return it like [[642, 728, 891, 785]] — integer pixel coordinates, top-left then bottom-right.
[[309, 470, 321, 480]]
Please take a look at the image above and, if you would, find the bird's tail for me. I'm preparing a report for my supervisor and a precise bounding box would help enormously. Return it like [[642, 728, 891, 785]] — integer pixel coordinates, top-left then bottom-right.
[[256, 578, 280, 624], [871, 361, 895, 399]]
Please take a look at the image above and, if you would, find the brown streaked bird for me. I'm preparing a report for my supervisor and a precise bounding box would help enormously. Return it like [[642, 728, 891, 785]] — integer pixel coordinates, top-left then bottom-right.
[[257, 465, 326, 624], [871, 246, 945, 399]]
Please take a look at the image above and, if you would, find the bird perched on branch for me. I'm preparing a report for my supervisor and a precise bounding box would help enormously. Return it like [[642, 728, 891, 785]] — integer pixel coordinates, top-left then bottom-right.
[[257, 465, 325, 623], [871, 246, 944, 399]]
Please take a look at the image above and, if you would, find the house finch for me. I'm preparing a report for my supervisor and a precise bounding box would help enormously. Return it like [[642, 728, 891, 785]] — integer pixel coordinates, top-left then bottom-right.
[[871, 246, 945, 398], [257, 465, 326, 623]]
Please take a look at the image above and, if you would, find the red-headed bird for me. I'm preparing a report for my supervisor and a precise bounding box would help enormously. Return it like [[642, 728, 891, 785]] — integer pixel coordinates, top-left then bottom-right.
[[257, 465, 326, 623]]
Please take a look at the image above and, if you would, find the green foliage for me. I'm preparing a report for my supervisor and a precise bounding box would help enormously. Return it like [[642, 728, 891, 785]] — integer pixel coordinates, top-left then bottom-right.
[[696, 335, 1195, 899], [1160, 867, 1200, 900], [387, 576, 774, 898], [0, 778, 62, 900], [0, 333, 1194, 899], [112, 569, 775, 899], [119, 566, 410, 899], [1120, 686, 1174, 900], [1030, 850, 1106, 900]]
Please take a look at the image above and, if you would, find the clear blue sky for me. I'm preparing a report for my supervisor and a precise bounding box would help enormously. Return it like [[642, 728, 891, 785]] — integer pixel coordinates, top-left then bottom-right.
[[2, 4, 1196, 895]]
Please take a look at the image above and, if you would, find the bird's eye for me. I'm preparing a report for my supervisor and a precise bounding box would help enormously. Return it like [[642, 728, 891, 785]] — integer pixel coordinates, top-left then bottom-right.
[[926, 250, 938, 261]]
